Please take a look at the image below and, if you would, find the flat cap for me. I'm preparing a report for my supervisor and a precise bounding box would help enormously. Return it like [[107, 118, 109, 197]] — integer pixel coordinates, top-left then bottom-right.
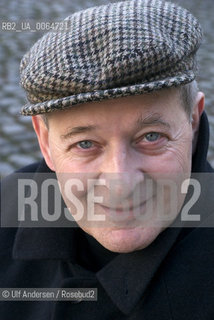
[[20, 0, 202, 115]]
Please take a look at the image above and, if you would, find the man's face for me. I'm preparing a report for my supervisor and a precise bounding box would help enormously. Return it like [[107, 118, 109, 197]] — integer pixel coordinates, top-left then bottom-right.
[[33, 88, 203, 253]]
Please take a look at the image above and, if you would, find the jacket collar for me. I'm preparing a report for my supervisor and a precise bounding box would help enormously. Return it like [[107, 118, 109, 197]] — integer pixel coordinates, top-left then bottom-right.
[[96, 226, 181, 314]]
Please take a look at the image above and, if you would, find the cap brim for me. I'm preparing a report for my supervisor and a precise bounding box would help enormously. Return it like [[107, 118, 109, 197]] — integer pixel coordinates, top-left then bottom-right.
[[21, 72, 195, 116]]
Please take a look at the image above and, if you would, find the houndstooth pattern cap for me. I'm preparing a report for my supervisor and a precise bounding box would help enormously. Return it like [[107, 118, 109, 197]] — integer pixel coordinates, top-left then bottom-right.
[[20, 0, 203, 115]]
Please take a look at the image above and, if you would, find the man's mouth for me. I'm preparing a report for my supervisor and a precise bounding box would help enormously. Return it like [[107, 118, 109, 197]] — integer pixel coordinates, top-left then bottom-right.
[[100, 202, 145, 212], [100, 195, 155, 211], [98, 195, 155, 224]]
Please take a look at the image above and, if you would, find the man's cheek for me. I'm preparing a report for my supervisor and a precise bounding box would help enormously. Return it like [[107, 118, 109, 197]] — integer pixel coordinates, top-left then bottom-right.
[[142, 154, 185, 175], [50, 150, 75, 172], [58, 176, 88, 219], [157, 144, 191, 174], [165, 147, 192, 173]]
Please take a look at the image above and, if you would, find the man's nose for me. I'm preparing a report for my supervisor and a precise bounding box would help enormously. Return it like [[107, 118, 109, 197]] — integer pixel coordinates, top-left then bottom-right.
[[98, 143, 144, 198]]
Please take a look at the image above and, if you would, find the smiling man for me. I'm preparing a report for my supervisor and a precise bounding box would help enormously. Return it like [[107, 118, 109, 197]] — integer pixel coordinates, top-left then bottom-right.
[[32, 87, 203, 253], [1, 0, 214, 319]]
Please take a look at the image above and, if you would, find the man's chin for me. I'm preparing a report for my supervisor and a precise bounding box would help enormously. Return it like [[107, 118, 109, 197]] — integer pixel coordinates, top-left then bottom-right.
[[84, 225, 164, 253]]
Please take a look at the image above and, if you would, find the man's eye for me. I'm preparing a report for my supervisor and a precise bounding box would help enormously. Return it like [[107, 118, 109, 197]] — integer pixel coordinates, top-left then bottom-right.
[[144, 132, 161, 142], [77, 140, 94, 149]]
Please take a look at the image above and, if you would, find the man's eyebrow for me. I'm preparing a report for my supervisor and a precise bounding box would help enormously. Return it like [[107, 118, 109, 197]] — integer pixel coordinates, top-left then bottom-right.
[[136, 113, 171, 129], [61, 125, 98, 140], [60, 114, 170, 140]]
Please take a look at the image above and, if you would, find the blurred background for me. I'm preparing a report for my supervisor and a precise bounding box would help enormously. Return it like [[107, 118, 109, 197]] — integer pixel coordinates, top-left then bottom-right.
[[1, 0, 214, 177]]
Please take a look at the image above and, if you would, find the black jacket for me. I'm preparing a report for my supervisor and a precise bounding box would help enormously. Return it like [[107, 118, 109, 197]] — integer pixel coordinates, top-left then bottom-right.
[[0, 112, 214, 320]]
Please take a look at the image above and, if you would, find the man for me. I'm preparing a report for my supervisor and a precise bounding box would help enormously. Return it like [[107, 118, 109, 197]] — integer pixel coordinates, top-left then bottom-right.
[[1, 0, 214, 319]]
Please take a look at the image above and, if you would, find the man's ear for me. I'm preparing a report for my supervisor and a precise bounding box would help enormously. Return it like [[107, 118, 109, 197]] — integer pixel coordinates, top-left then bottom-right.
[[191, 92, 205, 153], [32, 116, 55, 171], [191, 92, 205, 132]]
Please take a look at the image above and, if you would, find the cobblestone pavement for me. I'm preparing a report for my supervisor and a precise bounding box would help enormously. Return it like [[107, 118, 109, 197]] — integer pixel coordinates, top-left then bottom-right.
[[1, 0, 214, 177]]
